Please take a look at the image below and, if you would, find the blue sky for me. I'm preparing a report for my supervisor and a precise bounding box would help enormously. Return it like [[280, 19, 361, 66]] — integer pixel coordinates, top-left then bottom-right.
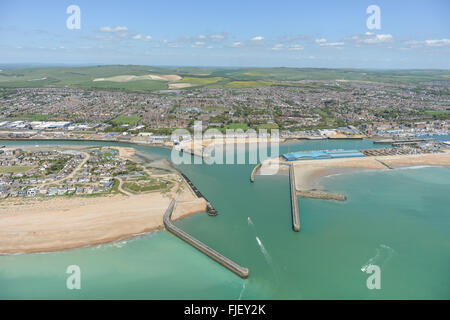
[[0, 0, 449, 68]]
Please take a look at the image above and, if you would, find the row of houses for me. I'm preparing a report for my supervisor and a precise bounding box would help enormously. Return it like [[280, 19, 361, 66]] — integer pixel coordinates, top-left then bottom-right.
[[0, 179, 114, 198]]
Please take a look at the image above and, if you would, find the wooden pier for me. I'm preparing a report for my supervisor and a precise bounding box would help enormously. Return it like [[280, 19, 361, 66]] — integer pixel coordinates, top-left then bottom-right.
[[163, 200, 249, 279], [289, 164, 300, 232]]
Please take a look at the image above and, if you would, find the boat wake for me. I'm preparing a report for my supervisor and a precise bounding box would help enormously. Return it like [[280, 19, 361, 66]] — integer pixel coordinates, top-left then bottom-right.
[[361, 244, 396, 272], [238, 280, 247, 300], [249, 219, 280, 286], [256, 236, 273, 266]]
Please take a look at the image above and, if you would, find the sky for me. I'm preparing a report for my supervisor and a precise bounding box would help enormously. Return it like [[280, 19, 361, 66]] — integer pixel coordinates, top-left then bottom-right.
[[0, 0, 449, 69]]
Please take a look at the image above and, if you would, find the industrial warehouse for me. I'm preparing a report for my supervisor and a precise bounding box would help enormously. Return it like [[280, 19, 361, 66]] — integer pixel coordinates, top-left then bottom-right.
[[282, 143, 445, 161]]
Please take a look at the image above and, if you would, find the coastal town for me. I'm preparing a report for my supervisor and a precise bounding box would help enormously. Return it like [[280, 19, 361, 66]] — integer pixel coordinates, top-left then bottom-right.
[[0, 79, 448, 144], [0, 146, 174, 199]]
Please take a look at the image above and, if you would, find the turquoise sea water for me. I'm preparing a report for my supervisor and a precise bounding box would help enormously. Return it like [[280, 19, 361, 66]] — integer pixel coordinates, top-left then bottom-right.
[[0, 139, 449, 299]]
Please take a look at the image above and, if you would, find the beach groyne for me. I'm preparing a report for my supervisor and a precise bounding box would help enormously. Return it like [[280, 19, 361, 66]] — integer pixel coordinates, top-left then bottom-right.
[[289, 165, 300, 232], [375, 159, 394, 169], [163, 200, 249, 279], [250, 163, 262, 183]]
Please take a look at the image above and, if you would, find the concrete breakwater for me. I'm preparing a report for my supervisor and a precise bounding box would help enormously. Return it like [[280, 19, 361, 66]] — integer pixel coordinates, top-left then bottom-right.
[[163, 200, 249, 279], [179, 172, 217, 216], [250, 163, 262, 183], [297, 190, 346, 201], [289, 165, 300, 232]]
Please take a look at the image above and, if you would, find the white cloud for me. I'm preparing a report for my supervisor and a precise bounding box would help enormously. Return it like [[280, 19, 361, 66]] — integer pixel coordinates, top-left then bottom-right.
[[350, 33, 394, 45], [132, 34, 152, 41], [320, 42, 344, 47], [168, 43, 182, 48], [271, 44, 304, 51], [191, 41, 205, 48], [210, 34, 225, 39], [315, 38, 327, 44], [99, 26, 128, 33], [425, 39, 450, 47], [251, 36, 264, 41], [404, 38, 450, 48], [232, 41, 242, 47], [289, 44, 304, 51], [364, 34, 393, 44], [271, 44, 285, 51]]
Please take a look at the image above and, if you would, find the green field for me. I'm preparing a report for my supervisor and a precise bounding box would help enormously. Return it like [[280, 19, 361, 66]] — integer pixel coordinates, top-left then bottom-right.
[[175, 76, 225, 86], [224, 122, 249, 130], [123, 180, 170, 193], [0, 65, 448, 93], [257, 123, 279, 130], [0, 166, 35, 174], [110, 116, 142, 126], [5, 113, 55, 121], [225, 80, 279, 88]]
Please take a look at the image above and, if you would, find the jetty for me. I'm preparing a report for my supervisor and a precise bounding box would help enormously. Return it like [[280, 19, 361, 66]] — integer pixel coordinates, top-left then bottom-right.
[[163, 200, 249, 279], [289, 164, 300, 232], [250, 162, 262, 183], [179, 172, 217, 216]]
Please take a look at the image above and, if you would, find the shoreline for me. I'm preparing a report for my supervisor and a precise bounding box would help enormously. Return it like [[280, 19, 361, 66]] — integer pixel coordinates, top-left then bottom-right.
[[261, 149, 450, 201], [0, 143, 207, 255], [0, 193, 206, 255]]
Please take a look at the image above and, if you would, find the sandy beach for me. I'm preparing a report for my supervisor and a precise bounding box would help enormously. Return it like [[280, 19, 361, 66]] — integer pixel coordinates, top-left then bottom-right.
[[0, 191, 206, 255], [0, 145, 207, 255], [261, 149, 450, 200]]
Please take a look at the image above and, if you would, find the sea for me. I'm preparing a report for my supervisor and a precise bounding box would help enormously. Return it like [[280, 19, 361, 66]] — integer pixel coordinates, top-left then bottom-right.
[[0, 137, 449, 299]]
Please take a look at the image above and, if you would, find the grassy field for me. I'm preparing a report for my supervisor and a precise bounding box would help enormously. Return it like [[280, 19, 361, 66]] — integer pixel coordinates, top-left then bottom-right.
[[175, 76, 225, 86], [257, 123, 279, 130], [110, 116, 142, 126], [5, 113, 55, 121], [225, 80, 278, 88], [0, 65, 448, 93], [0, 166, 35, 174], [224, 122, 249, 130], [122, 180, 170, 193]]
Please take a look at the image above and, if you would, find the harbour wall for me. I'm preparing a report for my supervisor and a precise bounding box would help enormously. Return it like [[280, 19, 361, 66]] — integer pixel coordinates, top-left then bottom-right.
[[163, 200, 249, 278], [289, 165, 300, 232]]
